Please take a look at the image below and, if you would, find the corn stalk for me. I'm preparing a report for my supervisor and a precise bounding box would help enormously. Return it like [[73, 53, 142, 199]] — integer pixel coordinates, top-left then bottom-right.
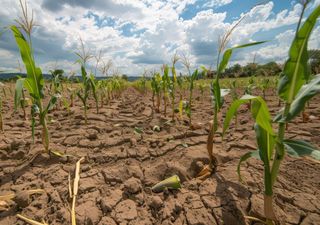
[[223, 3, 320, 224]]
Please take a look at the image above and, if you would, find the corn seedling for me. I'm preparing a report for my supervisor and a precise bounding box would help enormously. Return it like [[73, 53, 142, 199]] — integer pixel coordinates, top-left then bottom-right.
[[185, 69, 199, 128], [177, 74, 184, 119], [198, 14, 266, 178], [223, 3, 320, 224], [161, 65, 170, 116], [49, 69, 64, 109], [76, 66, 93, 125], [151, 72, 162, 112], [198, 83, 206, 97], [169, 53, 179, 121], [12, 1, 57, 153], [260, 78, 270, 99], [75, 39, 94, 124], [135, 70, 148, 94], [89, 74, 99, 113], [67, 87, 76, 107]]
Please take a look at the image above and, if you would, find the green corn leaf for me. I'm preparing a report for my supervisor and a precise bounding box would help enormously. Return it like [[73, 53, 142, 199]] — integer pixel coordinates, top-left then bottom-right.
[[189, 69, 198, 91], [254, 124, 275, 162], [278, 5, 320, 103], [14, 78, 25, 111], [76, 91, 85, 104], [134, 127, 143, 135], [10, 26, 43, 100], [275, 74, 320, 122], [218, 41, 267, 74], [223, 95, 274, 136], [237, 150, 260, 182], [43, 95, 57, 116], [283, 139, 320, 160]]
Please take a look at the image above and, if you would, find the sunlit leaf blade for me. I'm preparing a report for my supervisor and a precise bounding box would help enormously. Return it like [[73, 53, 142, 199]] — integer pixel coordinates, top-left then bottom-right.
[[218, 41, 267, 74], [254, 124, 275, 162], [14, 78, 25, 111], [278, 5, 320, 103], [211, 79, 221, 109], [237, 150, 260, 182], [277, 74, 320, 122], [223, 95, 274, 136], [10, 25, 43, 99], [283, 139, 320, 160]]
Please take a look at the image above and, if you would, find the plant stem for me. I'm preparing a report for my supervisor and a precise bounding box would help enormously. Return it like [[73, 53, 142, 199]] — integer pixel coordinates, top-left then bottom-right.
[[39, 104, 50, 154], [271, 103, 290, 185]]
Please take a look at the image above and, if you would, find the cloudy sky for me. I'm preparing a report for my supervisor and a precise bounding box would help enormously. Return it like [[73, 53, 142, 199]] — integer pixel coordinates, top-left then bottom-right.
[[0, 0, 319, 76]]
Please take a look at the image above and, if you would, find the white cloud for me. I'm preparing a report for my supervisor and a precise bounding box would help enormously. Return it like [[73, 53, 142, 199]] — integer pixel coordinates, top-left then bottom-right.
[[203, 0, 232, 8], [0, 0, 319, 76]]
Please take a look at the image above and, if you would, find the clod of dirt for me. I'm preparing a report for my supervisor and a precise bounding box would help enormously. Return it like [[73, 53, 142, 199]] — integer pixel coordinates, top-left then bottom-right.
[[126, 165, 144, 180], [130, 138, 137, 147], [148, 196, 163, 210], [98, 217, 117, 225], [86, 129, 98, 140], [123, 177, 142, 194], [14, 192, 30, 208], [114, 199, 138, 223], [100, 189, 123, 213], [77, 200, 102, 225]]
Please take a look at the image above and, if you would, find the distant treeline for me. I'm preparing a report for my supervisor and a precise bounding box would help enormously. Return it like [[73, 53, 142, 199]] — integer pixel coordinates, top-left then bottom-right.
[[1, 49, 319, 81]]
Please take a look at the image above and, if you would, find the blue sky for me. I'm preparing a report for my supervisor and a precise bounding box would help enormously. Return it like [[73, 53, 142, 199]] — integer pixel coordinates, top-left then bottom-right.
[[0, 0, 319, 76]]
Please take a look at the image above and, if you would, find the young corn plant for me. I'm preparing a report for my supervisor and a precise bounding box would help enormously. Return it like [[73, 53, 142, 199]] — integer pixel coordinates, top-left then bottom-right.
[[162, 65, 170, 117], [76, 66, 93, 125], [75, 39, 93, 124], [176, 74, 184, 119], [223, 3, 320, 224], [260, 78, 270, 99], [49, 69, 64, 109], [169, 53, 179, 121], [198, 15, 266, 178], [89, 74, 99, 113], [12, 0, 57, 154], [185, 69, 199, 128], [151, 72, 162, 112]]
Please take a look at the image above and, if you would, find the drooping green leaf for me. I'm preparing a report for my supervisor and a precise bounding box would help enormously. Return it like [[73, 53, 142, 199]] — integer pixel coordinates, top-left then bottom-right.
[[237, 150, 260, 182], [276, 74, 320, 122], [45, 95, 57, 114], [223, 95, 274, 136], [218, 41, 267, 74], [10, 26, 43, 100], [283, 139, 320, 160], [14, 78, 25, 111], [278, 5, 320, 103]]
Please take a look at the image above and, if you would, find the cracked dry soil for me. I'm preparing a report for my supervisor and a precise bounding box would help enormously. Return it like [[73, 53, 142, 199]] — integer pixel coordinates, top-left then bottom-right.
[[0, 85, 320, 225]]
